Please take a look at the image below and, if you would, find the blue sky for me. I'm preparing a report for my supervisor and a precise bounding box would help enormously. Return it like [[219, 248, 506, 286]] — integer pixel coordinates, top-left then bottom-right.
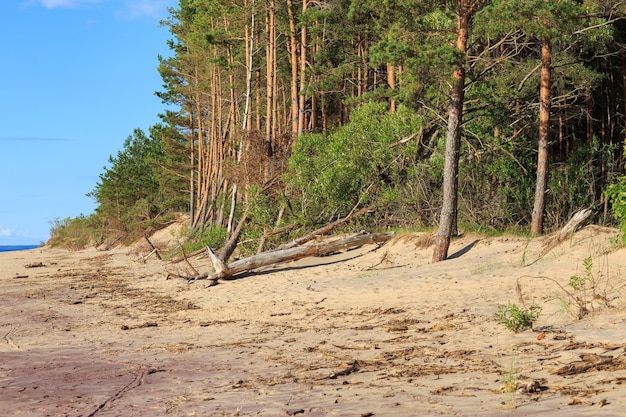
[[0, 0, 175, 245]]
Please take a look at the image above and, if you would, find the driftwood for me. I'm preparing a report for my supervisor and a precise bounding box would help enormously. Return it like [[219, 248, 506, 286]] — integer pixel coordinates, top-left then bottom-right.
[[197, 231, 394, 283], [169, 205, 372, 264], [277, 206, 373, 251], [530, 208, 594, 263], [524, 208, 594, 266], [170, 246, 206, 264], [143, 236, 162, 260], [218, 212, 248, 263], [169, 221, 300, 264], [556, 208, 593, 241]]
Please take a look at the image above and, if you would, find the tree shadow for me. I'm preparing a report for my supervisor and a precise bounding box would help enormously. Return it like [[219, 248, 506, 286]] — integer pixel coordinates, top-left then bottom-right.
[[447, 239, 480, 259]]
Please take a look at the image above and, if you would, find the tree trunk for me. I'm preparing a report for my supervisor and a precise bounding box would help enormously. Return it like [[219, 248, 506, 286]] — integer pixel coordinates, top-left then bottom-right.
[[298, 0, 307, 135], [387, 62, 396, 113], [432, 1, 473, 263], [265, 0, 276, 143], [242, 0, 256, 137], [531, 37, 552, 236], [287, 0, 299, 137]]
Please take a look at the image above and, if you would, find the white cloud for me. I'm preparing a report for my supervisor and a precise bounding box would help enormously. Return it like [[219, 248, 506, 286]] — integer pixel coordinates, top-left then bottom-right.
[[22, 0, 172, 18], [0, 225, 47, 245], [36, 0, 107, 8], [118, 0, 173, 19]]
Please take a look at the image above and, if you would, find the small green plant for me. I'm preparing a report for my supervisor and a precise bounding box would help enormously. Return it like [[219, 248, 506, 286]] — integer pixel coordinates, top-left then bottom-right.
[[519, 241, 530, 266], [494, 302, 541, 333], [604, 174, 626, 245], [562, 256, 603, 319], [498, 349, 519, 410], [501, 355, 518, 393], [568, 257, 593, 291]]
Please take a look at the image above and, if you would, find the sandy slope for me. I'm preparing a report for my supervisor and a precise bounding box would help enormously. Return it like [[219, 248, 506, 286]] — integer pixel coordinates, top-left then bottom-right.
[[1, 226, 626, 416]]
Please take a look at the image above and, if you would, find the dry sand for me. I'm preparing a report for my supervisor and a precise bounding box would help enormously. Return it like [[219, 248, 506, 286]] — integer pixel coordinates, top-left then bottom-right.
[[1, 226, 626, 416]]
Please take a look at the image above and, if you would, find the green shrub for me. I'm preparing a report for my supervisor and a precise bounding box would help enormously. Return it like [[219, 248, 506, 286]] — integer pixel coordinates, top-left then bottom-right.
[[285, 102, 426, 225], [48, 215, 101, 249], [604, 175, 626, 244], [494, 302, 541, 333]]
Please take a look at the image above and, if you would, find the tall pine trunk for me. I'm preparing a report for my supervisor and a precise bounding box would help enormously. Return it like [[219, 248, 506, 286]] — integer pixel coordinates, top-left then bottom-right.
[[387, 63, 396, 113], [298, 0, 307, 135], [531, 37, 552, 236], [432, 0, 477, 262], [287, 0, 299, 138]]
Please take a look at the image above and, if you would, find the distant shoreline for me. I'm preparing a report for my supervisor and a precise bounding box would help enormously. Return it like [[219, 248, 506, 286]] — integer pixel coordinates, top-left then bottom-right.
[[0, 245, 40, 253]]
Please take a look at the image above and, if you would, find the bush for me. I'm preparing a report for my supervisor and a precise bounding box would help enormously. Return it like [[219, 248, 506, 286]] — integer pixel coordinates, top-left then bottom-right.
[[286, 102, 426, 226], [494, 302, 541, 333], [604, 175, 626, 244], [48, 215, 101, 250]]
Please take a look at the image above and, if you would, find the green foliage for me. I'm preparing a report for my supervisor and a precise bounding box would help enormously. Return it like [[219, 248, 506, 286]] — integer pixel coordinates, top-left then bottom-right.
[[55, 0, 626, 248], [604, 175, 626, 242], [561, 256, 610, 320], [568, 257, 593, 292], [88, 127, 168, 236], [47, 215, 101, 250], [286, 103, 426, 225], [182, 223, 228, 255], [494, 302, 541, 333]]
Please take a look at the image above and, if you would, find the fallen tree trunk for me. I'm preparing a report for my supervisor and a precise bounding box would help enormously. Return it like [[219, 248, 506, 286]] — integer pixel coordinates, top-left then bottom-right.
[[529, 208, 594, 265], [170, 206, 371, 264], [198, 231, 394, 283], [218, 211, 248, 263], [143, 236, 162, 260], [277, 206, 373, 251], [556, 208, 593, 241]]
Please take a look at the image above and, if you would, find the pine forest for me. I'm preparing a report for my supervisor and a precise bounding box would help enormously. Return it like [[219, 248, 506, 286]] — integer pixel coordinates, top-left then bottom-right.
[[56, 0, 626, 260]]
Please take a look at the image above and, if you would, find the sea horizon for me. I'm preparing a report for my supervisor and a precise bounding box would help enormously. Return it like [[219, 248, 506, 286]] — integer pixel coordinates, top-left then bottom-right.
[[0, 245, 41, 253]]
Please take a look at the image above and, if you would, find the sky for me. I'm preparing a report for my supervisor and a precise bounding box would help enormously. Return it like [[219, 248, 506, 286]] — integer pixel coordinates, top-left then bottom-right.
[[0, 0, 176, 245]]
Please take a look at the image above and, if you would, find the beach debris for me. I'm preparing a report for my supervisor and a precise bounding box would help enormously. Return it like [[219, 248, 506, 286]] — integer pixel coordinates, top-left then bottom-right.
[[553, 353, 621, 376], [143, 236, 162, 260], [201, 232, 394, 283], [567, 397, 594, 406], [529, 208, 593, 264], [3, 327, 19, 350], [24, 262, 44, 268], [120, 322, 158, 331], [327, 360, 360, 379]]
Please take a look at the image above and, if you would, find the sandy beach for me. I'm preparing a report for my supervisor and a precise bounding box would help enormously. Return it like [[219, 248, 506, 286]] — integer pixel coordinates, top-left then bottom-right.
[[2, 225, 626, 416]]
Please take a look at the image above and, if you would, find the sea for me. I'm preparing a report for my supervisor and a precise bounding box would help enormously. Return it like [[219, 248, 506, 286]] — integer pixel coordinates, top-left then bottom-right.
[[0, 245, 40, 253]]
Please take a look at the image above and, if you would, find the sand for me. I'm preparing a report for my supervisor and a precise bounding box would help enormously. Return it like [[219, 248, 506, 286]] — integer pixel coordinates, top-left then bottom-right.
[[1, 225, 626, 416]]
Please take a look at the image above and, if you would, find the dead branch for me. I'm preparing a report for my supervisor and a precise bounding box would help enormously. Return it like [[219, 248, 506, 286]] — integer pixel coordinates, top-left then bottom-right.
[[219, 211, 248, 263], [556, 208, 593, 241], [176, 241, 200, 277], [527, 208, 593, 265], [277, 206, 373, 251], [143, 236, 162, 260], [262, 223, 300, 239], [258, 207, 287, 254], [170, 246, 206, 264], [198, 231, 394, 283]]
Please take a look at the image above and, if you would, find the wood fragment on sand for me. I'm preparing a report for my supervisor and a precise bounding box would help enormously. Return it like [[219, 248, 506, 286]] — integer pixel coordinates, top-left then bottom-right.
[[199, 232, 394, 283], [528, 208, 593, 265]]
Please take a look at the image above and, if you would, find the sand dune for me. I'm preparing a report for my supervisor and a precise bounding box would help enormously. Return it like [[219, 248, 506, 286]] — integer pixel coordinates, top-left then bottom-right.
[[1, 226, 625, 416]]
